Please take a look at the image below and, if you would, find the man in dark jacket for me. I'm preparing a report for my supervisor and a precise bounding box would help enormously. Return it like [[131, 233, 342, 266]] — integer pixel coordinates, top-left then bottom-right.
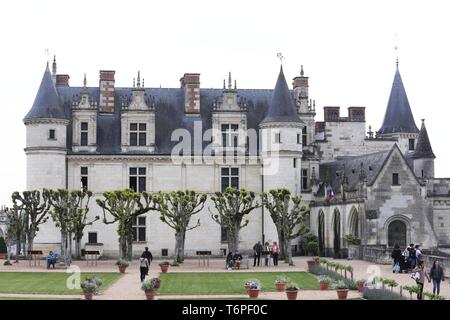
[[253, 241, 263, 267], [391, 244, 403, 273], [142, 247, 153, 274]]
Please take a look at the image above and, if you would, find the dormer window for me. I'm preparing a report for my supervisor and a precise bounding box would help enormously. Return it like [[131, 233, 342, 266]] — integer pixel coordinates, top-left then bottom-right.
[[409, 139, 415, 151], [48, 129, 56, 140], [80, 122, 88, 146], [130, 123, 147, 146]]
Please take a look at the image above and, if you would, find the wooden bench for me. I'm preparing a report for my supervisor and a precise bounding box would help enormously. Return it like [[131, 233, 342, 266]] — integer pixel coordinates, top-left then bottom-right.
[[196, 251, 211, 267], [28, 250, 43, 267], [84, 250, 100, 266]]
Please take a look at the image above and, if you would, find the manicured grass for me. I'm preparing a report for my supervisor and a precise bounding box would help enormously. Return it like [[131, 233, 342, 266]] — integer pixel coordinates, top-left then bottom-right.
[[0, 272, 122, 295], [0, 297, 81, 300], [159, 272, 319, 295]]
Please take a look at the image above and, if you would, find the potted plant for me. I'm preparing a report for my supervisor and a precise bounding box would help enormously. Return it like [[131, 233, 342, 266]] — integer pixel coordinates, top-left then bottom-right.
[[332, 280, 349, 299], [80, 279, 98, 300], [285, 281, 300, 300], [247, 280, 261, 298], [355, 279, 366, 292], [159, 261, 170, 273], [318, 276, 332, 290], [141, 277, 161, 300], [274, 276, 287, 292], [306, 256, 320, 271], [116, 259, 129, 273]]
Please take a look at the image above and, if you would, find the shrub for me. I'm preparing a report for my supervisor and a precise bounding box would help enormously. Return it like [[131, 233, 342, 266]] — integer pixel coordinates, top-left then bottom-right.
[[402, 285, 420, 299], [3, 260, 12, 266], [141, 277, 161, 291], [423, 292, 445, 300], [306, 241, 319, 256], [309, 265, 356, 290], [332, 280, 348, 290], [318, 275, 332, 284], [245, 279, 261, 290], [363, 288, 406, 300], [285, 281, 300, 291], [0, 237, 7, 253], [116, 259, 130, 268], [382, 279, 398, 291], [159, 261, 170, 266], [81, 280, 98, 294], [355, 279, 366, 285]]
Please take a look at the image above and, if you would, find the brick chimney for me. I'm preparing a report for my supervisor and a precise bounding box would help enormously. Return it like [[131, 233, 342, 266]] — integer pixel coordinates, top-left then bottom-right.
[[56, 74, 70, 86], [324, 106, 340, 121], [348, 107, 366, 122], [292, 65, 309, 112], [180, 73, 200, 114], [99, 70, 115, 113]]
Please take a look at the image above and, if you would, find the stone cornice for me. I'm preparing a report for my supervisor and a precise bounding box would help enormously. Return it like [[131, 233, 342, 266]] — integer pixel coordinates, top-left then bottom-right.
[[259, 122, 304, 129], [24, 146, 67, 153], [23, 118, 70, 126]]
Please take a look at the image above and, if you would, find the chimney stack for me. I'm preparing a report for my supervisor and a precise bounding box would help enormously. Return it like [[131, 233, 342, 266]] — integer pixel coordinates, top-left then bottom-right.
[[292, 65, 309, 113], [99, 70, 115, 113], [180, 73, 200, 114], [55, 74, 70, 86]]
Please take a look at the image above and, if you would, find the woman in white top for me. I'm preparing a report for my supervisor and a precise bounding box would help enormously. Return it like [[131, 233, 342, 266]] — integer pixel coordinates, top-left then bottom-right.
[[139, 253, 149, 282]]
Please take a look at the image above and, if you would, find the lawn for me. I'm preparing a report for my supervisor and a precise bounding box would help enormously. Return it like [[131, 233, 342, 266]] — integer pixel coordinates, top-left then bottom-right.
[[0, 272, 122, 295], [0, 297, 81, 300], [159, 272, 319, 295]]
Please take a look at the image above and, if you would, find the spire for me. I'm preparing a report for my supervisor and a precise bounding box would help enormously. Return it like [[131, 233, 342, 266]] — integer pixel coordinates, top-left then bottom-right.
[[83, 73, 87, 89], [136, 71, 141, 87], [24, 64, 66, 121], [228, 72, 232, 89], [378, 68, 419, 134], [412, 119, 435, 159], [52, 55, 57, 76], [300, 65, 304, 77], [260, 66, 303, 124]]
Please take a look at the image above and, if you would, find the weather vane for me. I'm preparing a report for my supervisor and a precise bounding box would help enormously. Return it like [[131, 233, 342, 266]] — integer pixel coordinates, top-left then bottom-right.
[[394, 33, 399, 68], [277, 52, 285, 64]]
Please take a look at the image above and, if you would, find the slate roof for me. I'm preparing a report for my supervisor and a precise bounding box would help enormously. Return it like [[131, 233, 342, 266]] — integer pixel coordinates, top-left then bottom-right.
[[319, 149, 392, 194], [50, 86, 273, 155], [412, 120, 435, 159], [24, 65, 69, 121], [378, 68, 419, 134], [260, 66, 302, 124]]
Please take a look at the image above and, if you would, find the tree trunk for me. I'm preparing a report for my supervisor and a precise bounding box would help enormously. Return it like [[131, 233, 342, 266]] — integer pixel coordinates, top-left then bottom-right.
[[127, 233, 133, 261], [75, 237, 81, 260], [119, 236, 127, 259], [228, 227, 240, 254], [174, 232, 184, 263], [26, 230, 35, 259], [67, 233, 73, 265], [283, 239, 291, 264], [15, 236, 21, 262], [60, 231, 67, 265], [277, 229, 285, 260]]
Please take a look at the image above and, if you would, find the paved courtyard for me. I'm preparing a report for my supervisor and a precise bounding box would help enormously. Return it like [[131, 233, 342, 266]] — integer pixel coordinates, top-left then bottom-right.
[[0, 256, 448, 300]]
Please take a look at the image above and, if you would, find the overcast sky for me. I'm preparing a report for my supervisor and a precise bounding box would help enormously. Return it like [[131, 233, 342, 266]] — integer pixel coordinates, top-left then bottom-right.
[[0, 0, 449, 205]]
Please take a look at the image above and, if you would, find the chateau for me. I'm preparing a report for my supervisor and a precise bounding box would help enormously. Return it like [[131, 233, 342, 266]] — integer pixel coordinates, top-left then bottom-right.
[[23, 57, 450, 258]]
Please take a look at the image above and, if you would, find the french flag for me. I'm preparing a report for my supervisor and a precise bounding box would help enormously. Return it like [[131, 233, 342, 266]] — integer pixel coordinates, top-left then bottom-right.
[[327, 185, 336, 201]]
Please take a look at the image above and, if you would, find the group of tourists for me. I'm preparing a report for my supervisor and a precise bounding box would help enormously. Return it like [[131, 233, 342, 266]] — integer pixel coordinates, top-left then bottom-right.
[[226, 251, 243, 270], [252, 241, 280, 267], [391, 243, 446, 299]]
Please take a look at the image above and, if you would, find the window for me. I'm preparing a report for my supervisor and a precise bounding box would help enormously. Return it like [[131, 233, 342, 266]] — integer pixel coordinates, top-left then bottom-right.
[[293, 159, 297, 168], [409, 139, 415, 151], [392, 173, 400, 186], [130, 123, 147, 146], [48, 129, 56, 140], [274, 133, 281, 143], [80, 122, 88, 146], [88, 232, 97, 244], [221, 124, 238, 148], [297, 133, 301, 144], [302, 127, 307, 146], [221, 226, 228, 242], [81, 167, 88, 191], [129, 167, 146, 192], [132, 216, 146, 242], [302, 169, 308, 190], [221, 167, 239, 192]]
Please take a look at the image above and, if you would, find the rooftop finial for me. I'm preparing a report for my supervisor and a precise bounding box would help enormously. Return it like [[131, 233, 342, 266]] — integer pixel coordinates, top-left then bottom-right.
[[142, 78, 145, 87], [223, 79, 225, 89], [228, 72, 232, 89], [234, 79, 237, 90], [133, 78, 135, 88], [421, 118, 425, 123], [277, 52, 285, 65], [137, 71, 141, 87], [395, 33, 399, 69], [52, 55, 57, 75], [300, 65, 304, 76], [83, 73, 87, 88]]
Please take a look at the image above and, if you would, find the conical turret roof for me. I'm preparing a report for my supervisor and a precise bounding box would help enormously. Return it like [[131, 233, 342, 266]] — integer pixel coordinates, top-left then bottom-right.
[[260, 66, 302, 124], [412, 120, 435, 159], [24, 64, 67, 121], [378, 68, 419, 134]]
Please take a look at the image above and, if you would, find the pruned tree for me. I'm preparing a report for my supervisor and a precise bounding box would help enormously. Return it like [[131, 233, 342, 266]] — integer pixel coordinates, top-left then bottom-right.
[[154, 190, 207, 263], [96, 189, 156, 260], [68, 190, 99, 259], [44, 189, 74, 265], [261, 189, 310, 265], [4, 207, 27, 261], [210, 187, 259, 254], [11, 191, 51, 257]]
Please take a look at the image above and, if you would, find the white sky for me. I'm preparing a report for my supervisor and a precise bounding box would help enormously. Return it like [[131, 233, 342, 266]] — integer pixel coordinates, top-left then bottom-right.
[[0, 0, 449, 205]]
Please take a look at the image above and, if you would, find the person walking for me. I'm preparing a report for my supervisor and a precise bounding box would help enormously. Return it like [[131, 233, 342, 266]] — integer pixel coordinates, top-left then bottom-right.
[[391, 244, 402, 273], [142, 247, 153, 275], [415, 245, 423, 264], [272, 241, 280, 266], [139, 253, 150, 282], [408, 244, 417, 270], [263, 241, 271, 267], [413, 260, 430, 300], [429, 260, 445, 295], [253, 241, 262, 267]]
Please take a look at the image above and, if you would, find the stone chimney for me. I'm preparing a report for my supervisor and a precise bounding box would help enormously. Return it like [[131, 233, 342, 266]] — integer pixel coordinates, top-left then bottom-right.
[[56, 74, 70, 86], [180, 73, 200, 114], [99, 70, 115, 113], [348, 107, 365, 122], [292, 65, 309, 113]]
